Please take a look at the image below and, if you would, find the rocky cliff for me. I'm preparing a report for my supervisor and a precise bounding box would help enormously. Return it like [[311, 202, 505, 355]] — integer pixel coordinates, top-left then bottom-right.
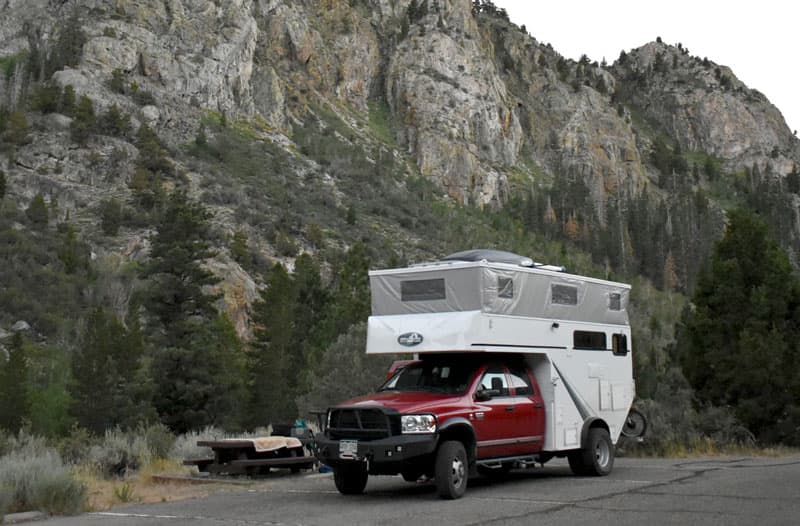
[[2, 0, 799, 338]]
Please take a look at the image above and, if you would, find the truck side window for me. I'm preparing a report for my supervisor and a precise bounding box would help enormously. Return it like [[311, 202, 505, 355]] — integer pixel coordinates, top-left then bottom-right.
[[507, 366, 534, 396], [480, 368, 509, 397]]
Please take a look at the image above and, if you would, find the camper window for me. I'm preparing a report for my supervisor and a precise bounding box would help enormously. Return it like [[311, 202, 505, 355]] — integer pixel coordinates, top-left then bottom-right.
[[573, 330, 607, 350], [552, 284, 578, 305], [609, 293, 621, 311], [401, 278, 446, 301], [498, 277, 514, 299]]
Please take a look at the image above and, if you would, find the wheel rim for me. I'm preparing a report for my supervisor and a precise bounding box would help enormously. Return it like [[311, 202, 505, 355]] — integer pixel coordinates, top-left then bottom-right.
[[595, 439, 610, 467], [451, 456, 465, 488]]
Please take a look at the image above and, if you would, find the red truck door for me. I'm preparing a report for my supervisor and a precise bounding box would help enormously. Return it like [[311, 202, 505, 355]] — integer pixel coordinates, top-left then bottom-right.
[[507, 364, 546, 453], [472, 366, 518, 459]]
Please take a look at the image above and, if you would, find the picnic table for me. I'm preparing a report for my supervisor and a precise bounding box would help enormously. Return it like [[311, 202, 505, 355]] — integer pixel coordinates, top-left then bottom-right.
[[183, 436, 316, 476]]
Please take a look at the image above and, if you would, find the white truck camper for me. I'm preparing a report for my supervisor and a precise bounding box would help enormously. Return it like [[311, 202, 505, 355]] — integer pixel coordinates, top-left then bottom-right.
[[366, 249, 635, 454]]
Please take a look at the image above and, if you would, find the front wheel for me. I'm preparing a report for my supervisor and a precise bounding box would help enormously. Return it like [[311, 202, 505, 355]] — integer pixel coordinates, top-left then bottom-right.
[[333, 463, 368, 495], [434, 441, 468, 499]]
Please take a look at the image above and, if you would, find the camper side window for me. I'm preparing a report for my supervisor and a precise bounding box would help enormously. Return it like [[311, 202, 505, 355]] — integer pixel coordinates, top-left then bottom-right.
[[401, 279, 446, 301], [498, 277, 514, 299], [609, 293, 622, 311], [552, 284, 578, 305], [574, 330, 607, 350]]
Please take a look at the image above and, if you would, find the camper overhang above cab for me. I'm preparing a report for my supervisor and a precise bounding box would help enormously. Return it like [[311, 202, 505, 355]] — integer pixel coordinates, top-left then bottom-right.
[[366, 251, 630, 356]]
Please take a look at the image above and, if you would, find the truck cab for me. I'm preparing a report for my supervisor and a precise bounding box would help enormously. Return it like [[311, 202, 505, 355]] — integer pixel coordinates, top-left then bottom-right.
[[315, 352, 613, 499]]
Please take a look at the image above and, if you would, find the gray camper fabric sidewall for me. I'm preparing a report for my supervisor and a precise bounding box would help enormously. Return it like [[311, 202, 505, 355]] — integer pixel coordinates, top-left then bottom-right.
[[370, 267, 483, 315], [371, 264, 630, 325]]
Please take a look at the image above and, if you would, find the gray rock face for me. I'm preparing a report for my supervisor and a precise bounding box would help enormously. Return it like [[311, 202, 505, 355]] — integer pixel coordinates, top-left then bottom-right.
[[2, 0, 799, 337], [386, 0, 521, 206], [613, 42, 799, 173]]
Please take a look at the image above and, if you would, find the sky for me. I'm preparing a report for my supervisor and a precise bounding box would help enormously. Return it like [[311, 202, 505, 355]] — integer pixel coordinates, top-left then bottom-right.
[[493, 0, 800, 135]]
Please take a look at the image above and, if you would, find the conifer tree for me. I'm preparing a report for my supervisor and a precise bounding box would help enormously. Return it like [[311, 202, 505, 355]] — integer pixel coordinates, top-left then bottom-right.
[[248, 263, 296, 428], [144, 192, 245, 432], [70, 308, 152, 433], [26, 192, 48, 227], [679, 209, 800, 443], [0, 332, 31, 433], [70, 95, 95, 146]]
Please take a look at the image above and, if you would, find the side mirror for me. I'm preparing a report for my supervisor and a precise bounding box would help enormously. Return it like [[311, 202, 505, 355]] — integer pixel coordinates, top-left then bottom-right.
[[475, 389, 500, 401]]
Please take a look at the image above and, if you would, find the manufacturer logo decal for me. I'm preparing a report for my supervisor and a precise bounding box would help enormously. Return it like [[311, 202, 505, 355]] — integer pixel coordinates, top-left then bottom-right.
[[398, 332, 424, 347]]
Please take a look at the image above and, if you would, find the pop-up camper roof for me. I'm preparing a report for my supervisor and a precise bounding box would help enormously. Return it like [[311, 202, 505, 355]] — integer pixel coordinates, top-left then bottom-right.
[[370, 250, 630, 326]]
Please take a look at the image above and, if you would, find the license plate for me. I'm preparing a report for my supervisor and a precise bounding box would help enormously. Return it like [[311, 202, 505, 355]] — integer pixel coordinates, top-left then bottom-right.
[[339, 439, 358, 459]]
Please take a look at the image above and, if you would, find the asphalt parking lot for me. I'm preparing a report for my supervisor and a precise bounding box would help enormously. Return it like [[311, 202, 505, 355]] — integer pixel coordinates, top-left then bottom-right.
[[38, 455, 800, 526]]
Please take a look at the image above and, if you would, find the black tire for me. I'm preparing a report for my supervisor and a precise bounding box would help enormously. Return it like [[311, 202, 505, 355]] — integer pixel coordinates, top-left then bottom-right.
[[333, 463, 368, 495], [570, 428, 614, 476], [567, 451, 588, 475], [434, 441, 468, 499], [621, 408, 648, 438]]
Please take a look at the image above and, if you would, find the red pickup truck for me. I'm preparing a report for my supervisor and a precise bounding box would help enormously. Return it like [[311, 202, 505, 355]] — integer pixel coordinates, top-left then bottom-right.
[[314, 352, 614, 499]]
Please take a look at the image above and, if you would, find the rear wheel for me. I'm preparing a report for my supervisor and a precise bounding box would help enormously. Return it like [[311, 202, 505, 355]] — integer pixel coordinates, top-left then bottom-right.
[[569, 428, 614, 476], [434, 441, 468, 499], [333, 463, 368, 495]]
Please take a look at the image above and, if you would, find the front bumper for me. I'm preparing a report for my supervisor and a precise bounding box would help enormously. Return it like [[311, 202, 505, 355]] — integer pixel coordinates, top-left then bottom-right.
[[315, 433, 438, 474]]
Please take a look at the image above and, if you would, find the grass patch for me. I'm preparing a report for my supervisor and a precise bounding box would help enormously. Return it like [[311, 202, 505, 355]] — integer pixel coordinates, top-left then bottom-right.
[[0, 52, 28, 81], [367, 101, 396, 146]]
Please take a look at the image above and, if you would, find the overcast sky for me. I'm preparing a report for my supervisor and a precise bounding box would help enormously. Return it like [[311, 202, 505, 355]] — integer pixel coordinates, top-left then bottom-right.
[[493, 1, 800, 135]]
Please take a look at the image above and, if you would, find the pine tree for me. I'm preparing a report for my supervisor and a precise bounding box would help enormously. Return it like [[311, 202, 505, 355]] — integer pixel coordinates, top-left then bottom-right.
[[145, 192, 218, 346], [679, 209, 800, 443], [328, 243, 371, 335], [70, 95, 95, 146], [144, 192, 246, 432], [70, 308, 152, 433], [0, 332, 31, 433], [248, 263, 297, 428], [230, 230, 249, 263], [291, 254, 330, 387], [26, 192, 49, 227]]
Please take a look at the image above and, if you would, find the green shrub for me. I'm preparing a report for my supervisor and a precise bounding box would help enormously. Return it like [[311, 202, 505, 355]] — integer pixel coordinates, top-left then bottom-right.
[[57, 426, 95, 466], [141, 423, 175, 460], [89, 428, 151, 478], [0, 436, 86, 515], [169, 426, 226, 461], [0, 484, 11, 520]]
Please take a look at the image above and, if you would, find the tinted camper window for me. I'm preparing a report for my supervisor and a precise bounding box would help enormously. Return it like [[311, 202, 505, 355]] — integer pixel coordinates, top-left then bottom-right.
[[401, 278, 446, 301], [574, 331, 607, 350]]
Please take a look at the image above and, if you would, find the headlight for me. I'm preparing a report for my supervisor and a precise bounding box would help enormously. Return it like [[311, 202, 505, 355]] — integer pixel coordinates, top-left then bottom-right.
[[401, 414, 437, 434]]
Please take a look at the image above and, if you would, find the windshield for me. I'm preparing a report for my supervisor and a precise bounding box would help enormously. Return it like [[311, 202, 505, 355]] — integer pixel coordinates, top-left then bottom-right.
[[378, 360, 474, 395]]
